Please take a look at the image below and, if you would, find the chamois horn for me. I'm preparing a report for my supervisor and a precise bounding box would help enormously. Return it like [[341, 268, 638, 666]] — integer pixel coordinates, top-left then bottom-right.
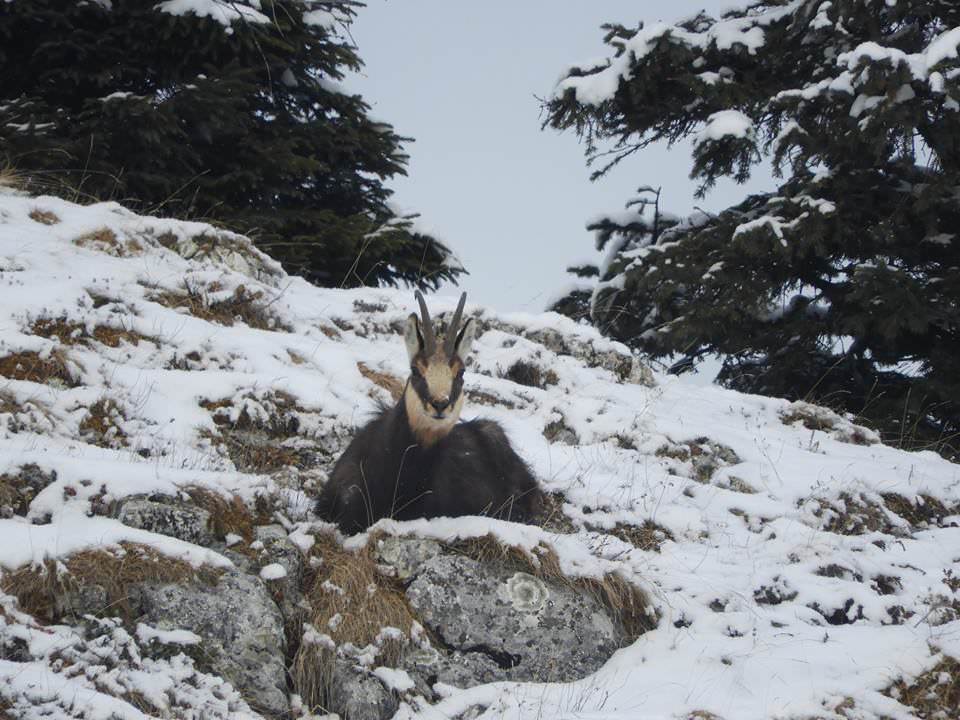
[[444, 292, 468, 358], [414, 290, 437, 354]]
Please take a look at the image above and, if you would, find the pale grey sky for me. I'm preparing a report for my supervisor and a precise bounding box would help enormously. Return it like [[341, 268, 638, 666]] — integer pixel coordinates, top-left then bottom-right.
[[347, 1, 770, 311]]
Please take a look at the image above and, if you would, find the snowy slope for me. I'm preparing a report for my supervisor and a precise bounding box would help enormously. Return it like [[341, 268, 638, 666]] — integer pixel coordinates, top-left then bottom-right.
[[0, 188, 957, 719]]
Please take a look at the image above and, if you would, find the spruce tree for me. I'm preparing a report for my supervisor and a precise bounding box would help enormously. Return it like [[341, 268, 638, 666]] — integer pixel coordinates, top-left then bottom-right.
[[546, 1, 960, 455], [0, 0, 462, 289]]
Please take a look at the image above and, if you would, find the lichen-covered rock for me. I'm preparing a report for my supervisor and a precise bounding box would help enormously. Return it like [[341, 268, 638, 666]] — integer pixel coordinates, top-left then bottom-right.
[[329, 657, 399, 720], [385, 539, 625, 685], [375, 536, 442, 580], [254, 523, 306, 624], [115, 496, 213, 546], [134, 568, 288, 717]]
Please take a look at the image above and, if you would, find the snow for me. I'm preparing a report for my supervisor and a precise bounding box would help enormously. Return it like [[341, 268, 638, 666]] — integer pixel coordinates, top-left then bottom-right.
[[554, 2, 804, 106], [259, 562, 287, 580], [136, 623, 201, 646], [155, 0, 270, 27], [0, 188, 957, 718], [375, 666, 416, 693], [695, 109, 754, 145]]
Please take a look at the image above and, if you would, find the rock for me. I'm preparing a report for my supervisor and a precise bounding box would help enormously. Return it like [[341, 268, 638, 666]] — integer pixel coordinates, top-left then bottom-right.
[[255, 524, 304, 586], [379, 538, 626, 686], [254, 524, 306, 625], [134, 569, 289, 717], [329, 657, 399, 720], [115, 496, 213, 546], [374, 536, 442, 580]]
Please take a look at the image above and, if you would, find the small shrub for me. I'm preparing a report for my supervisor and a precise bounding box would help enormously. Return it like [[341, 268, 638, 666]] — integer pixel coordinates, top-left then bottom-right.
[[809, 491, 900, 536], [883, 493, 955, 529], [0, 463, 57, 518], [150, 281, 290, 332], [603, 520, 674, 553], [200, 391, 313, 473], [656, 438, 740, 482], [183, 486, 257, 546], [0, 349, 78, 387], [504, 359, 559, 389], [78, 397, 128, 448], [885, 655, 960, 719]]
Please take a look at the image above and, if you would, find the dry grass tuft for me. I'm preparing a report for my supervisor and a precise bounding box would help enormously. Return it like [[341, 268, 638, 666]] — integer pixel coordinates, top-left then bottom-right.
[[604, 520, 674, 553], [79, 397, 128, 448], [883, 493, 955, 529], [656, 437, 741, 482], [0, 349, 78, 387], [0, 164, 23, 189], [357, 362, 404, 401], [292, 531, 420, 710], [73, 227, 144, 257], [151, 281, 290, 332], [28, 208, 59, 225], [811, 491, 899, 536], [200, 391, 308, 473], [467, 387, 518, 409], [31, 316, 150, 349], [182, 486, 257, 546], [504, 360, 559, 389], [451, 534, 656, 639], [0, 463, 57, 518], [885, 655, 960, 719], [536, 491, 578, 533], [1, 543, 221, 622]]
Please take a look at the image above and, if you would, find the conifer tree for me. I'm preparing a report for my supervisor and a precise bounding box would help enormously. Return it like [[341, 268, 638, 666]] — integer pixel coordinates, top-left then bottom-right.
[[0, 0, 462, 289], [545, 1, 960, 454]]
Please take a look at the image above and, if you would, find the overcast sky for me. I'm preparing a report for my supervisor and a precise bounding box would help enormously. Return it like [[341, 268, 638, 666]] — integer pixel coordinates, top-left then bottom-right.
[[347, 1, 771, 311]]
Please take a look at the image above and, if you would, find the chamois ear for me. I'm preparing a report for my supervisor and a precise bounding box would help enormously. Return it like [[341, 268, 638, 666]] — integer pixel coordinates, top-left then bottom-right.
[[404, 313, 423, 361], [454, 317, 476, 358]]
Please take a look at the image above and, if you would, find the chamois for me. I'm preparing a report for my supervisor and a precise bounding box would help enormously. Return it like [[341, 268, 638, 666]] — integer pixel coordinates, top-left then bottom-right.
[[316, 292, 542, 534]]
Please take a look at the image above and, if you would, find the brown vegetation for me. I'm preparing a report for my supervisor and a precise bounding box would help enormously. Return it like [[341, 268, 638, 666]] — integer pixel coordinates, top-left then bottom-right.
[[183, 486, 257, 546], [0, 463, 57, 518], [504, 359, 559, 389], [292, 531, 420, 710], [150, 281, 290, 332], [0, 349, 78, 387], [1, 543, 221, 622], [656, 438, 741, 482], [79, 397, 128, 448], [357, 362, 404, 401], [73, 227, 144, 257], [602, 520, 674, 553], [32, 316, 150, 349], [200, 391, 310, 473], [28, 208, 59, 225], [885, 655, 960, 719]]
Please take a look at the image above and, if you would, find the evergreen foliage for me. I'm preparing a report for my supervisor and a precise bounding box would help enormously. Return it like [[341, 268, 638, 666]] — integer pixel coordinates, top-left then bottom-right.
[[0, 0, 462, 289], [545, 0, 960, 456]]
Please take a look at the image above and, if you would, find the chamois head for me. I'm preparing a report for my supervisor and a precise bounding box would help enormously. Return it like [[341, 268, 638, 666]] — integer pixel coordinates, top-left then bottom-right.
[[403, 291, 476, 445]]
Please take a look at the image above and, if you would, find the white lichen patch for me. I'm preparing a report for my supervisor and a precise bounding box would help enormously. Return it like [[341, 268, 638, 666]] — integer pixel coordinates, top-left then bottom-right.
[[498, 572, 549, 613]]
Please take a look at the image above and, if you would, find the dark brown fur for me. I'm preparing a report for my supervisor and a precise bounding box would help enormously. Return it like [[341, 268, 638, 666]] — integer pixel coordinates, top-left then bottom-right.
[[316, 292, 541, 534], [315, 395, 542, 534]]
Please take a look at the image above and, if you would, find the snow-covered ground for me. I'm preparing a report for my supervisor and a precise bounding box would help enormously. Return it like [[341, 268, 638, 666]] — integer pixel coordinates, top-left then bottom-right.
[[0, 188, 957, 719]]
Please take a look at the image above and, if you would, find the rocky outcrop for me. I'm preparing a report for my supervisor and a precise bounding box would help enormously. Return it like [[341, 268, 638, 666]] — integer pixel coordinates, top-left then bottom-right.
[[302, 535, 650, 720], [135, 569, 289, 717]]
